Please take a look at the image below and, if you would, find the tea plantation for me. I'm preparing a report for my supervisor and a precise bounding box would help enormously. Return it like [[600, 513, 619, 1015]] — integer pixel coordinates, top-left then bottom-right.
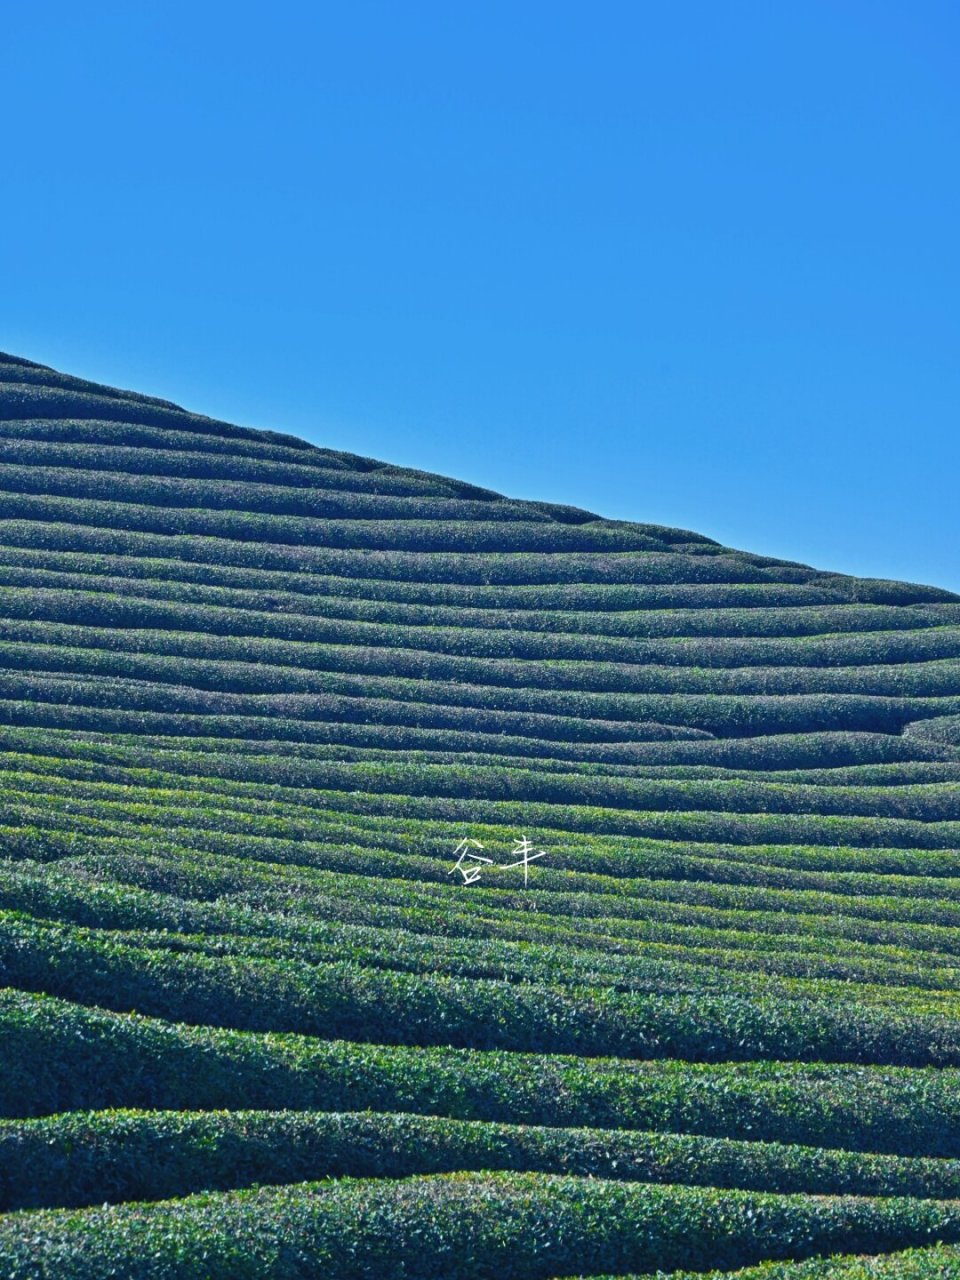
[[1, 351, 960, 1277]]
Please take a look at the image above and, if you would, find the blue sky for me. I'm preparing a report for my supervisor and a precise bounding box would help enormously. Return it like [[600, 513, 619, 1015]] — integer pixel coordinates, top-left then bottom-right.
[[2, 2, 958, 590]]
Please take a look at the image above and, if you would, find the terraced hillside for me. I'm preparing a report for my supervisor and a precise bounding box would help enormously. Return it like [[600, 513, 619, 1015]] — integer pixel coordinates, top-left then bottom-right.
[[2, 351, 960, 1278]]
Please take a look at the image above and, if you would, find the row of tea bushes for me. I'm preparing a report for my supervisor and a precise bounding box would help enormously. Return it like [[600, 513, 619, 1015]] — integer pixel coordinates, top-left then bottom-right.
[[8, 990, 960, 1156], [8, 1108, 960, 1211], [1, 1170, 959, 1280], [5, 540, 954, 617]]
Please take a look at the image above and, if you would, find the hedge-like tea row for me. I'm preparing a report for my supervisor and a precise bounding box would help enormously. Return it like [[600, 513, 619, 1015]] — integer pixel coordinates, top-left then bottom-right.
[[0, 489, 729, 554], [6, 585, 960, 673], [19, 760, 960, 850], [2, 1171, 960, 1280], [5, 556, 960, 644], [5, 568, 960, 674], [5, 851, 959, 997], [0, 380, 339, 449], [5, 742, 960, 860], [0, 697, 725, 761], [13, 741, 960, 859], [0, 437, 468, 493], [0, 442, 526, 498], [9, 736, 960, 829], [14, 786, 960, 933], [3, 513, 951, 600], [8, 913, 960, 1063], [5, 895, 959, 1024], [2, 718, 951, 780], [13, 723, 953, 799], [10, 1108, 960, 1212], [13, 801, 960, 965], [0, 717, 953, 786], [8, 990, 960, 1157], [9, 633, 960, 710], [0, 690, 939, 769], [0, 462, 572, 523], [0, 411, 459, 480], [595, 1243, 960, 1279], [82, 836, 960, 953], [7, 852, 960, 1013], [7, 535, 957, 614], [13, 836, 960, 983]]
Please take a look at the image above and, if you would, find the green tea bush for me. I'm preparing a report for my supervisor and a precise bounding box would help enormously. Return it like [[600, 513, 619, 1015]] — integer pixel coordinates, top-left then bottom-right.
[[7, 990, 960, 1156], [10, 1109, 960, 1212], [1, 1171, 959, 1280], [0, 462, 560, 523], [579, 1242, 960, 1279], [9, 913, 960, 1063], [0, 382, 315, 447], [0, 438, 506, 495]]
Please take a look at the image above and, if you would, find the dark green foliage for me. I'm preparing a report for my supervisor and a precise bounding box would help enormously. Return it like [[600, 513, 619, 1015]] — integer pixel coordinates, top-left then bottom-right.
[[8, 912, 960, 1064], [906, 714, 960, 746], [584, 1243, 960, 1279], [2, 1172, 960, 1280], [9, 991, 960, 1159], [6, 539, 959, 619], [12, 1109, 960, 1212]]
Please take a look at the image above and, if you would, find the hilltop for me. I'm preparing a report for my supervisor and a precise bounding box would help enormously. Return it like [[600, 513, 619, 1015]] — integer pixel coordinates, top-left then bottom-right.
[[1, 352, 960, 1278]]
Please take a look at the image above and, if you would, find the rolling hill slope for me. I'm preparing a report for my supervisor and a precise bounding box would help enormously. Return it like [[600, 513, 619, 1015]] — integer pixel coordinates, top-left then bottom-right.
[[1, 350, 960, 1278]]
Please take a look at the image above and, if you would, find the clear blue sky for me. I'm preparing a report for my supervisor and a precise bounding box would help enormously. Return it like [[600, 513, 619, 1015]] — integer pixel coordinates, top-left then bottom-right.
[[2, 2, 958, 591]]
